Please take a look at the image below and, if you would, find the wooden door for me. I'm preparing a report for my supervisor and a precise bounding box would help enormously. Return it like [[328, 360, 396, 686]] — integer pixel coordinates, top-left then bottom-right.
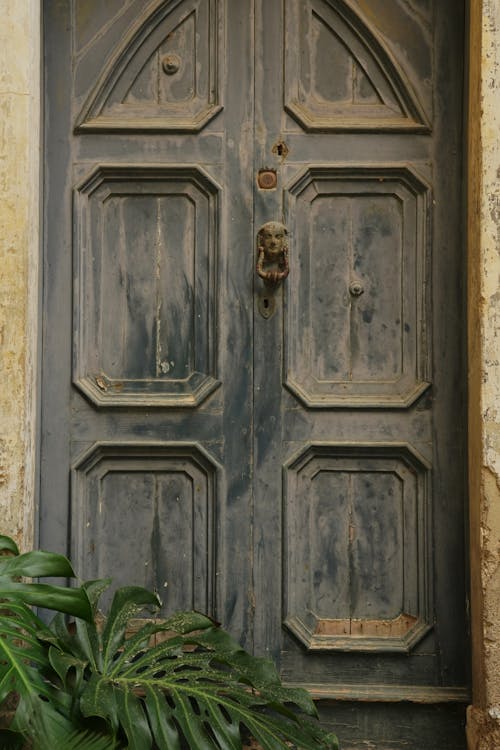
[[41, 1, 468, 747]]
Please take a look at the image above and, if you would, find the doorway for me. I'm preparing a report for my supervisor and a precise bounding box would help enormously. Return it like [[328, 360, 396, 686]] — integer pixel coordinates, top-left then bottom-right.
[[41, 1, 468, 746]]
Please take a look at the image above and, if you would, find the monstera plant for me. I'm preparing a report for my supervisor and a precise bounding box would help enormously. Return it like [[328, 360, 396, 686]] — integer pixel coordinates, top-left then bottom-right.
[[0, 534, 338, 749], [0, 534, 107, 748]]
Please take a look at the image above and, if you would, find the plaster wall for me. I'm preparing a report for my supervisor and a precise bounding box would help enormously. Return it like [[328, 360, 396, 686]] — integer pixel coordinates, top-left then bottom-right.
[[0, 0, 40, 549], [467, 0, 500, 748]]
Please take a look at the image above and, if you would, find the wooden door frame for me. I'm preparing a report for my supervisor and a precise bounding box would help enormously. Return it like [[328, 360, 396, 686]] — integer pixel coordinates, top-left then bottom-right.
[[1, 0, 499, 745]]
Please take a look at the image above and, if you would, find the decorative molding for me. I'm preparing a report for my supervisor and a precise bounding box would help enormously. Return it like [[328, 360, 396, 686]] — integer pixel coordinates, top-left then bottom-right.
[[284, 614, 432, 655], [75, 0, 222, 132]]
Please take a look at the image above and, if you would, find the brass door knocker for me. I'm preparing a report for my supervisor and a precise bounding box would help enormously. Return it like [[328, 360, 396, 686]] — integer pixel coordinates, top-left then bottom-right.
[[256, 221, 289, 287], [256, 221, 289, 319]]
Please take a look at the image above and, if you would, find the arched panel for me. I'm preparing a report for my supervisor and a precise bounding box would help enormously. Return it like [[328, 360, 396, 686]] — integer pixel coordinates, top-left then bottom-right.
[[284, 0, 429, 132], [75, 0, 222, 132]]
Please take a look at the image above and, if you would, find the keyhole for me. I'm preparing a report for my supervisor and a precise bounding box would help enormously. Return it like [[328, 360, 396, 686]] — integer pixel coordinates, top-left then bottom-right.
[[272, 140, 289, 159], [258, 292, 276, 319]]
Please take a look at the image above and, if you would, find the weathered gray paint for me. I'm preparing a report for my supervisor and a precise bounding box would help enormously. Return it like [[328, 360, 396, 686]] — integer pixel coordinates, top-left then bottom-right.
[[41, 1, 468, 746]]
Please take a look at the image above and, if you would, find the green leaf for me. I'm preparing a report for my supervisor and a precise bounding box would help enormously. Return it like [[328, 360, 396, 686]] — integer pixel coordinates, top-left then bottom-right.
[[0, 535, 20, 555], [0, 534, 338, 750], [33, 727, 115, 750], [49, 645, 87, 689], [79, 674, 120, 734], [0, 665, 17, 704], [0, 549, 76, 579], [199, 699, 242, 750], [76, 616, 103, 672], [47, 612, 89, 662], [143, 685, 182, 750], [27, 706, 116, 750], [160, 610, 215, 634], [167, 689, 218, 749], [82, 579, 113, 615], [74, 608, 338, 750], [0, 598, 51, 636], [101, 586, 160, 670], [0, 618, 50, 700], [0, 581, 92, 621], [114, 686, 152, 749], [0, 596, 89, 743]]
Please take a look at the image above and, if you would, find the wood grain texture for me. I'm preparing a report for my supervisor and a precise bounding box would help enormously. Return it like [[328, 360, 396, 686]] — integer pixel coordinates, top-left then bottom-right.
[[283, 444, 430, 653]]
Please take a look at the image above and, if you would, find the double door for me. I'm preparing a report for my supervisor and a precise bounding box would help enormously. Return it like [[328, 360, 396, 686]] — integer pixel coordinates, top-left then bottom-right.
[[42, 1, 468, 746]]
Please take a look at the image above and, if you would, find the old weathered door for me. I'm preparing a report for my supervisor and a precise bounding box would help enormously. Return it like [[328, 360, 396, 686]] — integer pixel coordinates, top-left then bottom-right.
[[41, 1, 468, 747]]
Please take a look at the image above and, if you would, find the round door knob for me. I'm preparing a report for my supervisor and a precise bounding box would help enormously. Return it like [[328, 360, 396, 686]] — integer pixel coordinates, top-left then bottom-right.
[[349, 281, 364, 297], [161, 54, 181, 75]]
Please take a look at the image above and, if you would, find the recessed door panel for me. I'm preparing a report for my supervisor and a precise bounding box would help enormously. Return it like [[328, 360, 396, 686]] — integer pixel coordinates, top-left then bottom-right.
[[73, 166, 219, 407], [284, 0, 429, 131], [75, 0, 222, 132], [284, 444, 430, 653], [72, 443, 218, 616], [285, 166, 430, 407]]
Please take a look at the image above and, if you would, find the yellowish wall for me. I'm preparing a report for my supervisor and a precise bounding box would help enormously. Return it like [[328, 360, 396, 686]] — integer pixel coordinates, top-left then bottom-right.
[[0, 0, 40, 549], [467, 0, 500, 748]]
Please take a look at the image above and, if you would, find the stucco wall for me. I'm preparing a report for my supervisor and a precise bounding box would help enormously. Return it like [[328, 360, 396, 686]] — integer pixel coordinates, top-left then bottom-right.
[[0, 0, 40, 549], [467, 0, 500, 748]]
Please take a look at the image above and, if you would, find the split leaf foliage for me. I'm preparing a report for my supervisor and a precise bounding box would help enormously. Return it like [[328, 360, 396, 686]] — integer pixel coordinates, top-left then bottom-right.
[[0, 534, 338, 749]]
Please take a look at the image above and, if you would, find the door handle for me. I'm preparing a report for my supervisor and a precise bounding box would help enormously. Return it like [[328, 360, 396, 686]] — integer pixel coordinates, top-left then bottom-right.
[[256, 221, 289, 287]]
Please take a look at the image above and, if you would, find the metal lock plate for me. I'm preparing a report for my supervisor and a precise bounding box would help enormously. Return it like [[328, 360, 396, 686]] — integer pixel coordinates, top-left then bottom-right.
[[257, 169, 277, 190]]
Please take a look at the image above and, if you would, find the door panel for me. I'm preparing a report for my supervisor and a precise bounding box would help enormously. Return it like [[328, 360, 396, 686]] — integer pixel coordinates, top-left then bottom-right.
[[283, 444, 430, 653], [71, 443, 218, 615], [73, 165, 220, 406], [42, 1, 468, 746], [285, 166, 430, 406], [251, 0, 467, 744], [283, 0, 429, 131], [75, 0, 222, 131]]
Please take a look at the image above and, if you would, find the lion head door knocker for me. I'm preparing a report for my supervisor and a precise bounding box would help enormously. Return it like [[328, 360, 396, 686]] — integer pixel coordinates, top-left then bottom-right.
[[256, 221, 289, 319]]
